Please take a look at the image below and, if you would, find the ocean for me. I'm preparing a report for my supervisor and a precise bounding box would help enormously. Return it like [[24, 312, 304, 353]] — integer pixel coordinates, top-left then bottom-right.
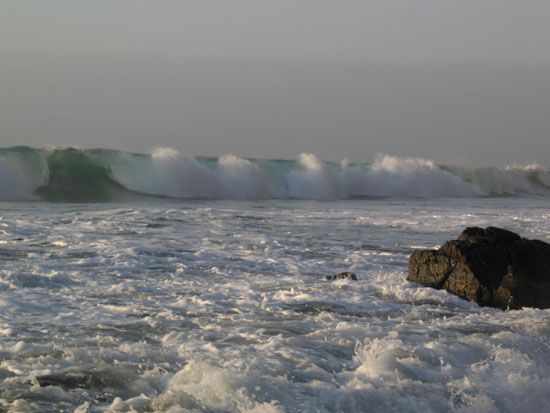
[[0, 148, 549, 412], [1, 147, 550, 202]]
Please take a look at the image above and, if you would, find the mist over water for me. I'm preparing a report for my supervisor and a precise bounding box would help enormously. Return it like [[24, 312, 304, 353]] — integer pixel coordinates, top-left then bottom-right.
[[1, 147, 549, 202]]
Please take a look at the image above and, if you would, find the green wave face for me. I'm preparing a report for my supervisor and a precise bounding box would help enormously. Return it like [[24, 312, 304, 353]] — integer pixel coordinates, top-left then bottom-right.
[[35, 148, 128, 202]]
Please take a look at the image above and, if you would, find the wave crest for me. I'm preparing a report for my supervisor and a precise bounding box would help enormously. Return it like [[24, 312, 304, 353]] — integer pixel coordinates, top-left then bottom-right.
[[344, 154, 477, 198], [0, 146, 549, 201]]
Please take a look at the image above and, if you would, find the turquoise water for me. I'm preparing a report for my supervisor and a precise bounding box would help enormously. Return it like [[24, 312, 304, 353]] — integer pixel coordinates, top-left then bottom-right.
[[1, 147, 550, 202]]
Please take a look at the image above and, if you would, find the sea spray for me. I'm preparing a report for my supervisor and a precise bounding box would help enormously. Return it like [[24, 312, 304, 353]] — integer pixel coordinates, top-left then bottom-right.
[[342, 154, 477, 198], [286, 153, 343, 200], [0, 147, 48, 201], [0, 146, 549, 201], [217, 154, 271, 199], [110, 147, 221, 199]]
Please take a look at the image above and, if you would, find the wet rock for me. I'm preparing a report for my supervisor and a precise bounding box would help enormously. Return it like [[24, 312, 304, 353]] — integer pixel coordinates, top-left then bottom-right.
[[35, 365, 137, 390], [408, 227, 550, 310], [326, 271, 358, 281]]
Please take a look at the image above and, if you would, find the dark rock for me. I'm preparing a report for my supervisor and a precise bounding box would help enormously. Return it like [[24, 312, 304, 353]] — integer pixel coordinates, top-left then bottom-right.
[[326, 272, 357, 281], [35, 365, 137, 389], [408, 227, 550, 309]]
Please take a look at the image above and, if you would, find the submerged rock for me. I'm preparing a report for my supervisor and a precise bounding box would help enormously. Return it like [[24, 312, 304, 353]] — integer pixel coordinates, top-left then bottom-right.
[[326, 271, 358, 281], [35, 365, 138, 390], [408, 227, 550, 309]]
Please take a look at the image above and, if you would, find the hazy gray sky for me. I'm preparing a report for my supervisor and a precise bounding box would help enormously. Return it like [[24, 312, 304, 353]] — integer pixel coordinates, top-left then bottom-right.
[[2, 0, 549, 165]]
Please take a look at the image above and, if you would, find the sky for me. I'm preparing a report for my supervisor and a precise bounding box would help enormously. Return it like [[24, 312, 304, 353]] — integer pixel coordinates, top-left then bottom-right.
[[1, 0, 549, 165]]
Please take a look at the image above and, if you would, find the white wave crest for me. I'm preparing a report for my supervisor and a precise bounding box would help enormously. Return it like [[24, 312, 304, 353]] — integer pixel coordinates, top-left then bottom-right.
[[106, 150, 550, 200], [506, 163, 550, 188], [218, 154, 270, 199], [449, 163, 550, 195], [287, 153, 343, 200], [342, 154, 477, 198], [0, 154, 47, 201], [111, 147, 221, 198], [1, 146, 550, 201]]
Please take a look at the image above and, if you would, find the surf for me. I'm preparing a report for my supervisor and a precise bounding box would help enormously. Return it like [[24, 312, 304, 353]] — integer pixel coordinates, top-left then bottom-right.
[[0, 146, 549, 202]]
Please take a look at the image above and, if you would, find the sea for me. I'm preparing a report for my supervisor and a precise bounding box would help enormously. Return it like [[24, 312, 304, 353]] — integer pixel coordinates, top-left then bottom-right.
[[0, 147, 549, 412]]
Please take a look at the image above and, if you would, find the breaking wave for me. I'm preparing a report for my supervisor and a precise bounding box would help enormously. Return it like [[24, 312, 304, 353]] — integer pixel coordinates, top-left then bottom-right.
[[0, 146, 549, 202]]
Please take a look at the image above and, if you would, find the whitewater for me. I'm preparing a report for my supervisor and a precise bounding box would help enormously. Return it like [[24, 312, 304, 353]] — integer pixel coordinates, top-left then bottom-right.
[[1, 147, 550, 202], [1, 147, 549, 412]]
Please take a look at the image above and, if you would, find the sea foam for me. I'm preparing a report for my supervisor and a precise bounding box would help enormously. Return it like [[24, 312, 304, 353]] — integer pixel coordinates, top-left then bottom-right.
[[0, 146, 549, 201]]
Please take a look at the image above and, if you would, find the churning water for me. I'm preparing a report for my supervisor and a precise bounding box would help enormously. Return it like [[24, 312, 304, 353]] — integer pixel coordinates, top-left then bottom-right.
[[1, 197, 549, 412]]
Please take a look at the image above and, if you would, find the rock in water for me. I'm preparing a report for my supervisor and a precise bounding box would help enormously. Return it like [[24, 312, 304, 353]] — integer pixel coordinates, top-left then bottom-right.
[[408, 227, 550, 310], [326, 272, 358, 281]]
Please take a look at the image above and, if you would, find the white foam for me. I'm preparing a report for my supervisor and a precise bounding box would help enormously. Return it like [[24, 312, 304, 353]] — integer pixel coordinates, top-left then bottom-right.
[[343, 154, 477, 198], [286, 153, 343, 199], [1, 199, 549, 411], [150, 360, 287, 412], [1, 147, 549, 201], [1, 270, 74, 289], [218, 154, 271, 199], [111, 147, 221, 198], [449, 163, 550, 196], [0, 156, 43, 201]]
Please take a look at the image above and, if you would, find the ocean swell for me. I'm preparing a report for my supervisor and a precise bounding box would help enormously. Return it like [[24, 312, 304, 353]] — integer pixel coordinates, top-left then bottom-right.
[[0, 146, 549, 202]]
